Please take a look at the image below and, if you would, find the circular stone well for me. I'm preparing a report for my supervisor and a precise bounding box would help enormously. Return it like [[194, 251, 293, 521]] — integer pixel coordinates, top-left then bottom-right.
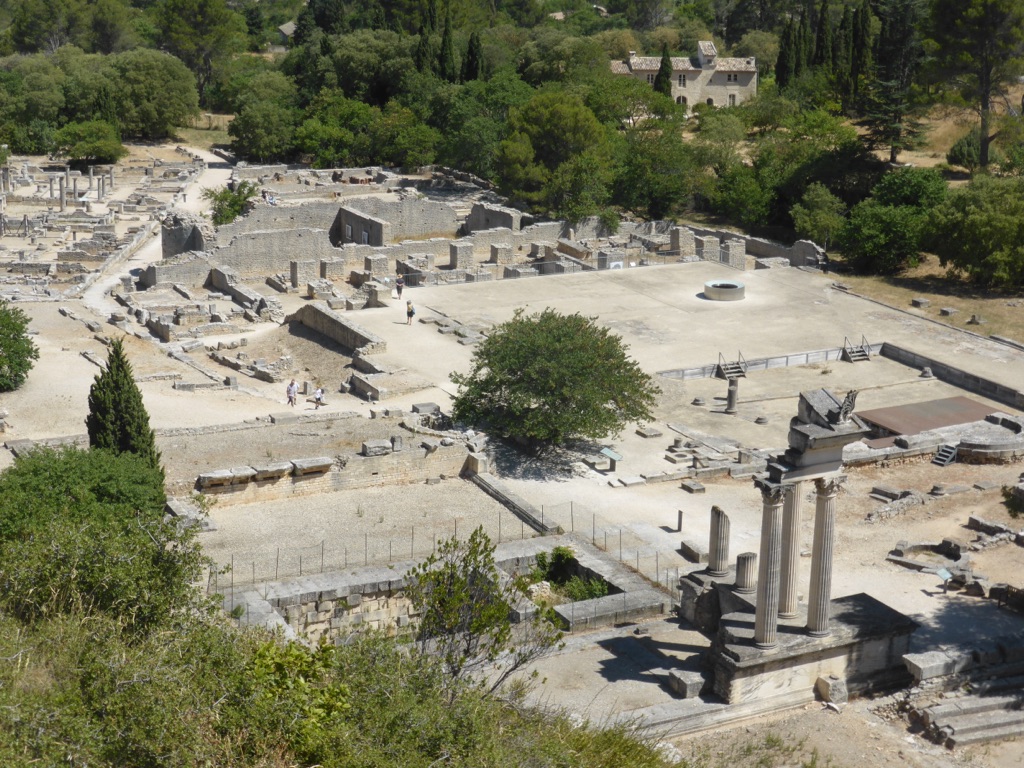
[[704, 280, 746, 301]]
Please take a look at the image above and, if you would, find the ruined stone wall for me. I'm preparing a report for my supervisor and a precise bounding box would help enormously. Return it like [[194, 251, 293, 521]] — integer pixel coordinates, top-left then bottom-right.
[[333, 198, 458, 245], [162, 212, 215, 259], [287, 302, 386, 354], [140, 253, 214, 287], [197, 443, 467, 505], [332, 207, 390, 246], [217, 202, 342, 237], [213, 229, 337, 277], [465, 202, 522, 233]]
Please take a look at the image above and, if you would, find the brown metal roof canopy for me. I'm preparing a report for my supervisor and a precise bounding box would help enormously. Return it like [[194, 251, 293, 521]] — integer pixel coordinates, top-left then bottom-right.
[[856, 396, 999, 436]]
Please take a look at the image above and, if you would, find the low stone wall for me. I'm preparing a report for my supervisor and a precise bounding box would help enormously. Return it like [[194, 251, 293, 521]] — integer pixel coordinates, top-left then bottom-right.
[[880, 343, 1024, 410], [224, 535, 670, 642], [286, 302, 386, 355], [196, 441, 469, 504]]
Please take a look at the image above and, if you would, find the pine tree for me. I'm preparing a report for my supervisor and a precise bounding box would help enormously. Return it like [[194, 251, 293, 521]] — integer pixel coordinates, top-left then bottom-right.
[[653, 44, 673, 97], [438, 12, 458, 82], [861, 0, 927, 161], [86, 338, 162, 473], [462, 30, 483, 82]]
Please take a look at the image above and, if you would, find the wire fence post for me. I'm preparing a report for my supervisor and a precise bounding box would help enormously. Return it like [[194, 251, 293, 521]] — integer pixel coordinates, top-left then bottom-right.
[[299, 554, 303, 576], [619, 529, 622, 561], [275, 548, 280, 581], [230, 555, 234, 611], [321, 540, 325, 573], [593, 514, 596, 545], [365, 533, 368, 566], [570, 502, 574, 532], [411, 526, 415, 558]]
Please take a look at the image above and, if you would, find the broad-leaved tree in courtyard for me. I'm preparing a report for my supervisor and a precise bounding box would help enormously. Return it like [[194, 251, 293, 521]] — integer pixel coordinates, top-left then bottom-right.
[[405, 526, 563, 699], [86, 337, 161, 472], [451, 309, 659, 451], [0, 299, 39, 392]]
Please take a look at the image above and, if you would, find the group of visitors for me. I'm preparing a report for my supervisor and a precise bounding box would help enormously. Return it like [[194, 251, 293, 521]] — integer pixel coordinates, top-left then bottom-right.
[[286, 379, 324, 409]]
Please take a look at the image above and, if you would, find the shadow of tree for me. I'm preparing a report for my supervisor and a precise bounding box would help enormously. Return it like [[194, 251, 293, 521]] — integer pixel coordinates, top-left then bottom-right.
[[488, 436, 604, 483]]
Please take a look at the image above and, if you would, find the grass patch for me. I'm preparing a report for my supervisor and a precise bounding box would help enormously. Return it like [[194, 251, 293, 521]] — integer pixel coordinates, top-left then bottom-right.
[[174, 125, 231, 151], [828, 254, 1024, 345]]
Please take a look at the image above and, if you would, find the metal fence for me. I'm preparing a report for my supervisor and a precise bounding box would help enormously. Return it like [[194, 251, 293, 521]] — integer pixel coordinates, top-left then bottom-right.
[[207, 498, 690, 602]]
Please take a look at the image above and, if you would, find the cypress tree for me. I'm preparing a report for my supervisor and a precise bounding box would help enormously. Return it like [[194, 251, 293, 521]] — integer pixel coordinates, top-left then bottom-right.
[[851, 0, 873, 103], [438, 12, 458, 82], [833, 6, 855, 107], [795, 12, 813, 77], [813, 0, 833, 70], [86, 337, 161, 473], [776, 19, 796, 88], [415, 27, 436, 73], [462, 31, 483, 82], [653, 44, 673, 97], [425, 0, 438, 33]]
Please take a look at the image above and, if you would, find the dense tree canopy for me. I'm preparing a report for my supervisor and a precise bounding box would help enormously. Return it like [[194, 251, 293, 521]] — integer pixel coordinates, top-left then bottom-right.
[[0, 299, 39, 392], [926, 175, 1024, 287], [451, 309, 660, 450]]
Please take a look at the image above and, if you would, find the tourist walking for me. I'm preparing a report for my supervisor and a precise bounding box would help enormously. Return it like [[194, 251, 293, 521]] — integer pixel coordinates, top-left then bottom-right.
[[286, 379, 297, 407], [314, 386, 324, 409], [406, 301, 415, 325], [395, 273, 405, 299]]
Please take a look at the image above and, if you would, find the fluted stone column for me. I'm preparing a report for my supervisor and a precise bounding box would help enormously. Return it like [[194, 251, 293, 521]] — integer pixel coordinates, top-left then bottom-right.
[[58, 176, 65, 211], [707, 506, 730, 577], [754, 480, 785, 649], [807, 476, 843, 637], [735, 552, 756, 593], [778, 481, 803, 619]]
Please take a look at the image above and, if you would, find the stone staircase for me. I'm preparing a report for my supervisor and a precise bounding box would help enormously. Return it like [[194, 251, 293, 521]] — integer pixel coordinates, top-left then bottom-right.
[[932, 444, 958, 467], [915, 672, 1024, 748]]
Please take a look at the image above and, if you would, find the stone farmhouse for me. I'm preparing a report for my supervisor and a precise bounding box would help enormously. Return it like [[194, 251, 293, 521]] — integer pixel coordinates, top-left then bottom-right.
[[610, 40, 757, 111]]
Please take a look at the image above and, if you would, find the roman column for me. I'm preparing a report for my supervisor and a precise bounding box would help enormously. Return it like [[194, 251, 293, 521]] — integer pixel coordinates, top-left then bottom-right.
[[778, 481, 803, 619], [807, 476, 843, 637], [753, 480, 785, 649], [707, 506, 730, 577], [735, 552, 756, 594]]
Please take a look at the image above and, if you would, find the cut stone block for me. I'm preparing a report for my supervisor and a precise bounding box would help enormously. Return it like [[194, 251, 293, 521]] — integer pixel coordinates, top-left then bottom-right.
[[668, 669, 705, 698], [362, 439, 392, 457], [253, 461, 294, 480], [815, 675, 848, 705], [680, 539, 709, 564], [412, 402, 439, 414], [911, 297, 930, 308], [636, 426, 663, 438], [681, 480, 706, 494], [291, 457, 334, 475]]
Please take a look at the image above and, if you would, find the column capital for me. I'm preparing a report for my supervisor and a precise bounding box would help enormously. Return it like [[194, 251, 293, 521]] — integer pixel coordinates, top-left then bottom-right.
[[814, 474, 846, 496], [754, 478, 785, 504]]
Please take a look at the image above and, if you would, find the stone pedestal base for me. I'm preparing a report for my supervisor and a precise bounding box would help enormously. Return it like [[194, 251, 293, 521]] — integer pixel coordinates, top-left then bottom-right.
[[708, 593, 917, 704]]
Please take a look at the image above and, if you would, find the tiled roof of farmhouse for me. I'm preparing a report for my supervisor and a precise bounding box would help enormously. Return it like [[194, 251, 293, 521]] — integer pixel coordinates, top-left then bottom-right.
[[619, 55, 756, 73], [698, 40, 717, 57]]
